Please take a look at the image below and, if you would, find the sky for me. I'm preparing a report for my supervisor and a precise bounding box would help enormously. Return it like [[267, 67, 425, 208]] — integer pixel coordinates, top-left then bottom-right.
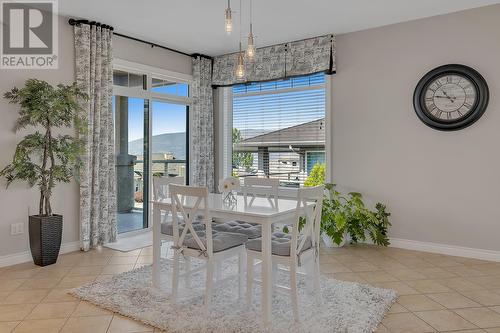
[[122, 98, 187, 142]]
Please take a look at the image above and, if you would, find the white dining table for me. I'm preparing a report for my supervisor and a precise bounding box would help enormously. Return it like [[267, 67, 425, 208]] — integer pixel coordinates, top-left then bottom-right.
[[151, 193, 299, 326]]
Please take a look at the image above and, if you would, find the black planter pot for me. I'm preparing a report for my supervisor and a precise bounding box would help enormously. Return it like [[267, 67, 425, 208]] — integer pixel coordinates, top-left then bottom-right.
[[29, 214, 63, 266]]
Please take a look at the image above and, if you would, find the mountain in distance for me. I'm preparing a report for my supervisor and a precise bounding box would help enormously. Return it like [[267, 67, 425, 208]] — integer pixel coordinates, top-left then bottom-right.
[[129, 132, 186, 160], [128, 129, 271, 158]]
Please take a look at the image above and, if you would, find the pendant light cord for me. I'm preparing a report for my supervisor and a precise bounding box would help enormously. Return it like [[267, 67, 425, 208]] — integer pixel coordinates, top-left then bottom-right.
[[250, 0, 253, 32], [239, 0, 242, 43]]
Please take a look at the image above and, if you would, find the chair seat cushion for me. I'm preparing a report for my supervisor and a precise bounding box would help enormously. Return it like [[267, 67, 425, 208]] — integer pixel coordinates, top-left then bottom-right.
[[160, 220, 205, 236], [184, 230, 248, 253], [213, 220, 262, 239], [245, 231, 312, 256]]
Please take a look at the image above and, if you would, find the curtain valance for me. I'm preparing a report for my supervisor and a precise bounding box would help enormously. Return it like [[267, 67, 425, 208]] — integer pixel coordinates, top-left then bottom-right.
[[212, 34, 335, 87]]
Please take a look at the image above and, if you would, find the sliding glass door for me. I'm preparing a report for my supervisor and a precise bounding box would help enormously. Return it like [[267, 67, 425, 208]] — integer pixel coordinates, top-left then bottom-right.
[[113, 66, 191, 234], [114, 96, 149, 234], [151, 101, 189, 184]]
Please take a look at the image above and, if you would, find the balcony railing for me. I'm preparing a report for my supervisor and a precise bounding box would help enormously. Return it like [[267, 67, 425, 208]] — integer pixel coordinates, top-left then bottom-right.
[[233, 169, 303, 188], [133, 159, 187, 178]]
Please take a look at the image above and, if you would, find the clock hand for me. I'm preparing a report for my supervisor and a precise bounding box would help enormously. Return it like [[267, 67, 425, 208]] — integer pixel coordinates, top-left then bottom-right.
[[442, 91, 455, 103]]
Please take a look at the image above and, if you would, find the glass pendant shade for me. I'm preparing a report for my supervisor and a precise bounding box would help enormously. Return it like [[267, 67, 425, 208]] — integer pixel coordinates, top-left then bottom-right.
[[236, 43, 245, 80], [247, 0, 255, 59], [225, 8, 232, 34], [246, 31, 256, 59]]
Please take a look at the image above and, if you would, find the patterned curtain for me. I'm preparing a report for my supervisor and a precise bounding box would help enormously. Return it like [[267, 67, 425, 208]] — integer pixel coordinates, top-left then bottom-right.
[[212, 34, 335, 86], [191, 57, 215, 192], [74, 23, 117, 251]]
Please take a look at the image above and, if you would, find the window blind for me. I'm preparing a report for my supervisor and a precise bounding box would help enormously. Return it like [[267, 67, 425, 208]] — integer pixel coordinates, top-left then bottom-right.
[[231, 73, 326, 187]]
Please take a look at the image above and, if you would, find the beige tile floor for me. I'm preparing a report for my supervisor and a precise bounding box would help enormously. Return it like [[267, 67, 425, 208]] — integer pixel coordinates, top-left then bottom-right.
[[2, 245, 500, 333]]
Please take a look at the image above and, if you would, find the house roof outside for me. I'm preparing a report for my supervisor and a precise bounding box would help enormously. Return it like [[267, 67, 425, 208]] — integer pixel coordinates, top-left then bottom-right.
[[233, 118, 325, 152]]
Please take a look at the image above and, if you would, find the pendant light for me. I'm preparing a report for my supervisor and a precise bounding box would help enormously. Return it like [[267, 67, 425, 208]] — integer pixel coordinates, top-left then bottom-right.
[[236, 42, 245, 79], [235, 0, 245, 80], [246, 0, 255, 59], [225, 0, 232, 34]]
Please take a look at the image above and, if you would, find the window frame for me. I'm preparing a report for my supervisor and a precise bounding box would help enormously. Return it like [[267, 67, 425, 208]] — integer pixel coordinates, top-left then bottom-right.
[[217, 73, 332, 195], [113, 58, 192, 106]]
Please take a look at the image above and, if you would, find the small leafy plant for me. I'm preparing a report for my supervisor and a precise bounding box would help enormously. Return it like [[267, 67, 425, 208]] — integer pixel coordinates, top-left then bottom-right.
[[321, 183, 391, 246], [304, 163, 325, 187], [0, 79, 87, 216]]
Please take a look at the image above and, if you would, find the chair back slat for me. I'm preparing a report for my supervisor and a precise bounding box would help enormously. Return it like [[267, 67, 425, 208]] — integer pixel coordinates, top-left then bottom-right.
[[169, 184, 212, 256], [290, 185, 324, 259], [243, 177, 279, 207], [153, 176, 184, 201]]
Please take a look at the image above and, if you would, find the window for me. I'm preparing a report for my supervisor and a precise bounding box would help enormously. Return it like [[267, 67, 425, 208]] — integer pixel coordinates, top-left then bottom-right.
[[227, 72, 326, 187], [113, 70, 146, 89], [151, 78, 188, 96], [112, 61, 192, 233]]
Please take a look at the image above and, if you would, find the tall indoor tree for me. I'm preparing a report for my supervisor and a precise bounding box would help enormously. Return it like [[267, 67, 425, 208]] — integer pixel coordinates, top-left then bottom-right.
[[0, 79, 87, 265]]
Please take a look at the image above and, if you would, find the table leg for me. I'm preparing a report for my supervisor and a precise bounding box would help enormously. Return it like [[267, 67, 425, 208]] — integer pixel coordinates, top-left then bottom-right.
[[152, 204, 161, 288], [261, 222, 272, 326]]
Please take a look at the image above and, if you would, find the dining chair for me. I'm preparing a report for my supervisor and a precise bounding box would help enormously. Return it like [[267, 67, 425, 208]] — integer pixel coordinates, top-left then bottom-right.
[[245, 185, 324, 322], [212, 177, 280, 281], [213, 177, 279, 238], [153, 176, 185, 226], [153, 175, 205, 234], [243, 177, 279, 208], [152, 176, 205, 287], [169, 184, 248, 310], [152, 175, 184, 202]]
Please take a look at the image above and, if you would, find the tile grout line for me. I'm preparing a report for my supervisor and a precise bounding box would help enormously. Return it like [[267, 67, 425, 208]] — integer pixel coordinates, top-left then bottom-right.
[[412, 308, 480, 332], [105, 313, 115, 333], [57, 298, 83, 332]]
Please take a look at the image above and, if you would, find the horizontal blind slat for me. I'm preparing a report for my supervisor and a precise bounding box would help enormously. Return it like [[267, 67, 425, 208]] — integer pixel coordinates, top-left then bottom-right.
[[230, 73, 326, 186]]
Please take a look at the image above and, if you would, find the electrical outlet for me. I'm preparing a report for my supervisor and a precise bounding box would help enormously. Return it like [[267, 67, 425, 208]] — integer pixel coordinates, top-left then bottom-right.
[[10, 223, 24, 235]]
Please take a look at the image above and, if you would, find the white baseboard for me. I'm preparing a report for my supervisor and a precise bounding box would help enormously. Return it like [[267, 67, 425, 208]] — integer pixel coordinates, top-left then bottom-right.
[[0, 241, 81, 268], [390, 238, 500, 263], [3, 237, 500, 266]]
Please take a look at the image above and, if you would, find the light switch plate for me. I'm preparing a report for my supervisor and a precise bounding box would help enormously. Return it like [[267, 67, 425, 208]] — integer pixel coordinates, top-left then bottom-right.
[[10, 223, 24, 235]]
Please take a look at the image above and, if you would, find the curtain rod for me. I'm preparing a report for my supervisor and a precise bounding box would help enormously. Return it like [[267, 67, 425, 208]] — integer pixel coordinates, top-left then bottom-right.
[[68, 18, 212, 60]]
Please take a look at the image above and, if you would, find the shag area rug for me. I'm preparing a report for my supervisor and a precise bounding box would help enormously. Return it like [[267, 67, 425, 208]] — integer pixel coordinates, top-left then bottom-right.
[[70, 258, 396, 333]]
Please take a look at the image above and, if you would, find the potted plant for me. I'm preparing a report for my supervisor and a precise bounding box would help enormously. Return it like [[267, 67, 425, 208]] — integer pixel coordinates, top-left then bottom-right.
[[321, 183, 391, 247], [320, 183, 348, 247], [0, 79, 86, 266]]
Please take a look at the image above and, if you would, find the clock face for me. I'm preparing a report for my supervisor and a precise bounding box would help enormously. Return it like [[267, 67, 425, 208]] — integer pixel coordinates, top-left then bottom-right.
[[424, 74, 477, 122], [413, 64, 489, 131]]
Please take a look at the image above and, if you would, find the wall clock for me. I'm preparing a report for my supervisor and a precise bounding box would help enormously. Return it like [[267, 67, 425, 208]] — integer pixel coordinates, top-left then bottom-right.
[[413, 64, 489, 131]]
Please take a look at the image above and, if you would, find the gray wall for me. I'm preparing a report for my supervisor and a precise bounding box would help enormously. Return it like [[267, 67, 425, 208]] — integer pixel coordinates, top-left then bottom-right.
[[0, 16, 192, 257], [114, 35, 192, 75], [0, 16, 78, 257], [331, 4, 500, 251]]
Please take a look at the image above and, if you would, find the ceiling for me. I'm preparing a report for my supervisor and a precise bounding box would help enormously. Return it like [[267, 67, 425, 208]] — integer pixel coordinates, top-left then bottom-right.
[[59, 0, 500, 56]]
